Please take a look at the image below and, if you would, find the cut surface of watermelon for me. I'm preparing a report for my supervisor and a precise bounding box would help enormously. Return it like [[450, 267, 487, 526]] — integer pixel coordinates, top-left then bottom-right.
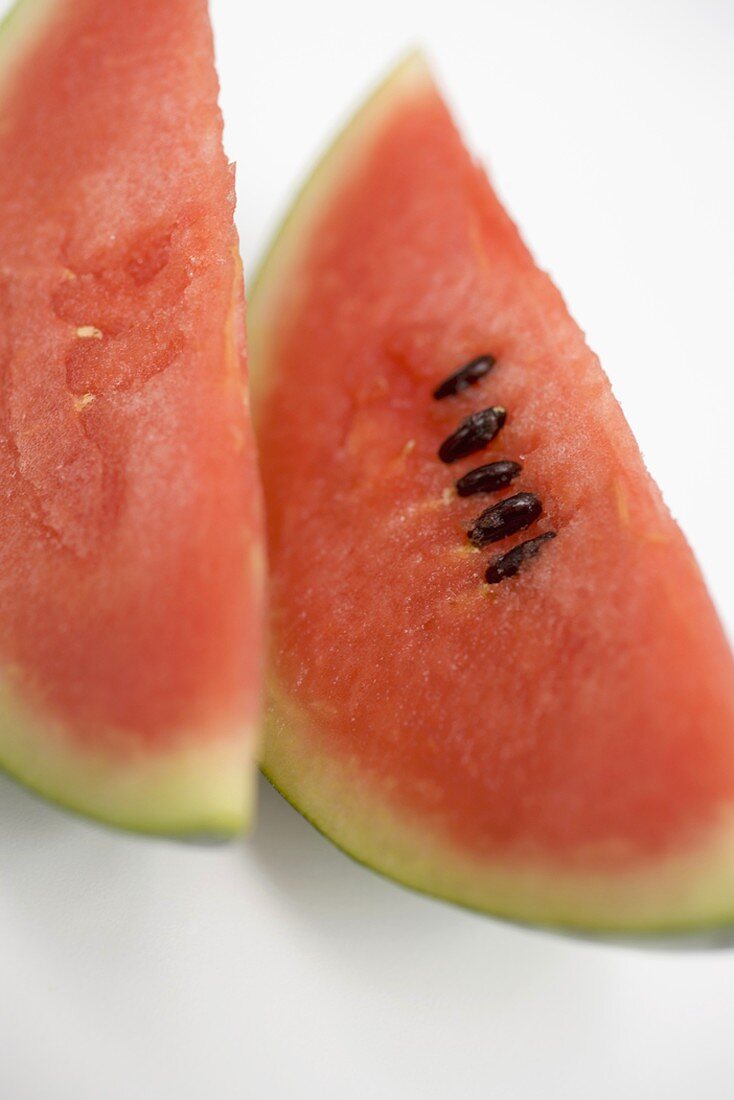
[[251, 55, 734, 930], [0, 0, 263, 834]]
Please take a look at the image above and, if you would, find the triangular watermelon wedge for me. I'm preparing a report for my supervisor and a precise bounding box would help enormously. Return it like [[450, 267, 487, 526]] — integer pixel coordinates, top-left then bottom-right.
[[0, 0, 264, 834], [250, 55, 734, 931]]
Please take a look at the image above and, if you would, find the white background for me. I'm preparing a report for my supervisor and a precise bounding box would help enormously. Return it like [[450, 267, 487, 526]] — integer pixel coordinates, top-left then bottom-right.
[[1, 0, 734, 1097]]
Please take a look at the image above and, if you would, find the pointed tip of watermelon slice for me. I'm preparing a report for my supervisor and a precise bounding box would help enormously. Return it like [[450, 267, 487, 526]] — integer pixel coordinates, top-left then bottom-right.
[[384, 47, 434, 88], [250, 50, 438, 402]]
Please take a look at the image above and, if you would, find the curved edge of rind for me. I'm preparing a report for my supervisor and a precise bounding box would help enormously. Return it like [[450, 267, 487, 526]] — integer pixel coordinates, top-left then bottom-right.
[[262, 686, 734, 935]]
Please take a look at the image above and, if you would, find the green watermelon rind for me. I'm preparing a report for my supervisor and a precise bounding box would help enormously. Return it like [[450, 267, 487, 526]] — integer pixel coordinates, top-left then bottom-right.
[[0, 0, 59, 93], [251, 55, 734, 933], [0, 680, 255, 839], [263, 688, 734, 935]]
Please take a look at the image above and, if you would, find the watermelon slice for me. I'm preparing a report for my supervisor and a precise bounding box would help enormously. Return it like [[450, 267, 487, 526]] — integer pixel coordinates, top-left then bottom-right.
[[0, 0, 263, 834], [250, 55, 734, 931]]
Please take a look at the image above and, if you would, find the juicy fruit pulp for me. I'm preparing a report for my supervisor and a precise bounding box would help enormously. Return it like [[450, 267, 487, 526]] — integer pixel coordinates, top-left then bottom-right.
[[0, 0, 263, 834], [251, 56, 734, 930]]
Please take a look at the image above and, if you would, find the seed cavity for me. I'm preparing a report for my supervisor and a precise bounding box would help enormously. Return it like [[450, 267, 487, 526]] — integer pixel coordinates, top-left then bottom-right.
[[438, 406, 506, 464], [485, 531, 557, 584], [468, 491, 542, 547], [456, 460, 522, 497], [433, 355, 496, 400]]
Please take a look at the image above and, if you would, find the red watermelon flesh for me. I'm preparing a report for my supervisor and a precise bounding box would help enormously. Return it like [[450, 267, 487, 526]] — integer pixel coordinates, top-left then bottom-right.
[[250, 55, 734, 930], [0, 0, 263, 833]]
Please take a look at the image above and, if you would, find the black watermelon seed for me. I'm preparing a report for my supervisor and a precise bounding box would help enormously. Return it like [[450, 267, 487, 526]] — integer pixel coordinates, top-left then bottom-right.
[[485, 531, 557, 584], [468, 492, 542, 547], [456, 460, 522, 497], [438, 406, 506, 464], [433, 355, 496, 400]]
